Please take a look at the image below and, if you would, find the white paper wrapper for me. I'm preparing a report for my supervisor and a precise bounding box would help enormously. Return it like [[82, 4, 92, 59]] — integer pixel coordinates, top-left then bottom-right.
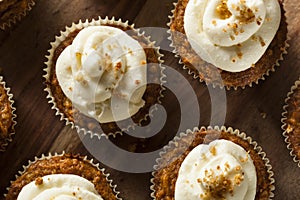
[[0, 76, 17, 152], [150, 126, 275, 199], [281, 78, 300, 168], [43, 16, 165, 139], [5, 152, 122, 199], [0, 0, 35, 30], [167, 0, 289, 90]]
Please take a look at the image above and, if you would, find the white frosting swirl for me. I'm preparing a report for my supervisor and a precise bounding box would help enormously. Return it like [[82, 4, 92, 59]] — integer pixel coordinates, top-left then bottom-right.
[[175, 139, 257, 200], [17, 174, 103, 200], [56, 26, 147, 123], [184, 0, 281, 72]]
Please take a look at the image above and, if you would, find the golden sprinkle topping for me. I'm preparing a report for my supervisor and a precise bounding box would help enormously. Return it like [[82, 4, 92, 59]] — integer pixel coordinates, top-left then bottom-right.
[[216, 0, 232, 20], [35, 177, 43, 186], [209, 145, 217, 156], [237, 51, 243, 59], [135, 80, 141, 85], [258, 36, 266, 47]]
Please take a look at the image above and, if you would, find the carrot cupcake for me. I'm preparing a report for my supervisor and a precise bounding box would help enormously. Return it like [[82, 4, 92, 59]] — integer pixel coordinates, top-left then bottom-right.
[[169, 0, 288, 89], [5, 153, 121, 199], [0, 76, 16, 152], [282, 78, 300, 167], [44, 17, 164, 137], [0, 0, 35, 30], [151, 126, 275, 199]]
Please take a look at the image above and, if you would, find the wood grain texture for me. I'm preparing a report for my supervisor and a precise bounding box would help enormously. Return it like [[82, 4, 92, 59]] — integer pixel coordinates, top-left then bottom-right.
[[0, 0, 299, 199]]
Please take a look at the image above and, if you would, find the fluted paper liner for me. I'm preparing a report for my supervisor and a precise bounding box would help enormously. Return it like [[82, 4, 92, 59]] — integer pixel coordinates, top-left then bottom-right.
[[150, 126, 275, 199], [43, 16, 165, 139], [167, 0, 289, 90], [0, 0, 35, 30], [0, 76, 17, 152], [281, 78, 300, 168], [5, 152, 122, 199]]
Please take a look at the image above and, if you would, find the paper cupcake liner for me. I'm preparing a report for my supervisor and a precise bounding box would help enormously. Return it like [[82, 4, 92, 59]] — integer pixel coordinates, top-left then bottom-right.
[[5, 152, 122, 199], [281, 78, 300, 168], [150, 126, 275, 199], [43, 16, 166, 139], [167, 1, 289, 90], [0, 76, 17, 152], [0, 0, 35, 30]]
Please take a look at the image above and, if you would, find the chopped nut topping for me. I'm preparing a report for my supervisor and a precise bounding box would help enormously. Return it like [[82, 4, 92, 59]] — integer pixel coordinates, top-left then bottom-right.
[[135, 80, 141, 85], [209, 145, 217, 156], [75, 73, 87, 86], [265, 17, 272, 22], [256, 17, 262, 26], [237, 51, 243, 59], [258, 36, 266, 47], [225, 162, 230, 169], [35, 177, 43, 186], [236, 2, 256, 25], [235, 165, 241, 171], [75, 53, 82, 70], [66, 66, 72, 72], [240, 154, 249, 163], [212, 20, 217, 26], [216, 0, 232, 20], [197, 165, 245, 199]]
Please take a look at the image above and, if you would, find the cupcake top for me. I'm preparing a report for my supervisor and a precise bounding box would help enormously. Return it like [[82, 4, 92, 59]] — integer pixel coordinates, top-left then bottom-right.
[[184, 0, 281, 72], [17, 174, 104, 199], [6, 154, 119, 200], [151, 127, 274, 200], [175, 139, 256, 200], [56, 25, 147, 123]]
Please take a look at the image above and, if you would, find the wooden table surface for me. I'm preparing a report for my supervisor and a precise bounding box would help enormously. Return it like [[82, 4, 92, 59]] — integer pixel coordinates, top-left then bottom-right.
[[0, 0, 299, 199]]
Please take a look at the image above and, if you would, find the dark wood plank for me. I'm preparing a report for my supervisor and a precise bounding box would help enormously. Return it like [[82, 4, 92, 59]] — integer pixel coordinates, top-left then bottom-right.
[[0, 0, 299, 199]]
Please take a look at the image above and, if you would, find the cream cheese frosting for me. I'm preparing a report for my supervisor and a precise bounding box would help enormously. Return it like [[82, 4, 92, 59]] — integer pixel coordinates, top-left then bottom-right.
[[17, 174, 103, 200], [175, 139, 257, 200], [184, 0, 281, 72], [56, 26, 147, 123]]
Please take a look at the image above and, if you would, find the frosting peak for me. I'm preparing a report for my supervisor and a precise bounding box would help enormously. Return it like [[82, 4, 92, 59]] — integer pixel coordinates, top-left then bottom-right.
[[184, 0, 281, 72]]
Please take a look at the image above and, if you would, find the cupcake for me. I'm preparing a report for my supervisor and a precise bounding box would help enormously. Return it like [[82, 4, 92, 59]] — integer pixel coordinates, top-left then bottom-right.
[[44, 17, 164, 137], [168, 0, 288, 89], [151, 126, 275, 199], [0, 76, 17, 152], [5, 153, 121, 199], [281, 78, 300, 167], [0, 0, 35, 30]]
